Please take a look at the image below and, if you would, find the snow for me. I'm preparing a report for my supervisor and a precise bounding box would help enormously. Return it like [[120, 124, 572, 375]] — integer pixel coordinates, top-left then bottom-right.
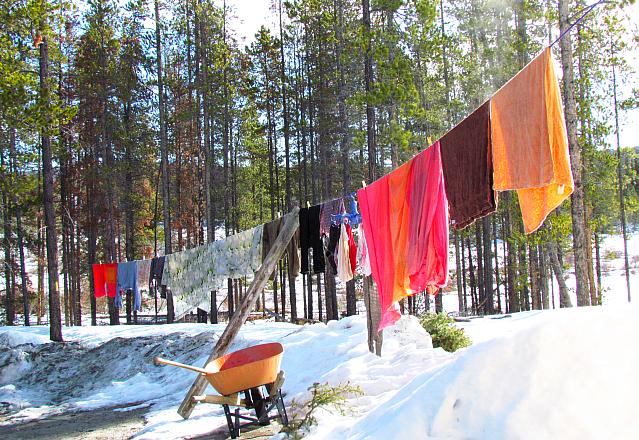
[[1, 234, 639, 439]]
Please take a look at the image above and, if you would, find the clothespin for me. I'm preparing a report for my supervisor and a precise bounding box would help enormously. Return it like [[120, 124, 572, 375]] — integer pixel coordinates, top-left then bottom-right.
[[306, 201, 311, 208], [427, 136, 432, 146], [361, 180, 367, 188]]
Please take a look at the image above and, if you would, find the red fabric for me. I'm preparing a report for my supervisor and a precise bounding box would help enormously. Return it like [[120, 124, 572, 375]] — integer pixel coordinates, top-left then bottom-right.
[[359, 173, 398, 330], [358, 160, 414, 331], [92, 263, 118, 298], [346, 224, 357, 273], [406, 142, 449, 294], [359, 142, 450, 332]]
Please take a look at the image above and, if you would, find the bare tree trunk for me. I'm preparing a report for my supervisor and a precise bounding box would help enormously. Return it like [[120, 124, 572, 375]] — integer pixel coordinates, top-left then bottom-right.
[[612, 50, 631, 303], [466, 236, 477, 313], [39, 36, 62, 341], [529, 243, 540, 310], [482, 217, 493, 314], [547, 241, 572, 308], [559, 0, 589, 307], [363, 0, 376, 181], [9, 130, 30, 325], [454, 230, 464, 315], [155, 0, 172, 255], [475, 223, 485, 313], [518, 224, 529, 311], [492, 217, 502, 313], [594, 232, 602, 303], [539, 245, 550, 309]]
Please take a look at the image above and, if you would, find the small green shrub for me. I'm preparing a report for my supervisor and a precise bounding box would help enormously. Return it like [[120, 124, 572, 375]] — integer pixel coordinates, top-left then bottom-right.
[[281, 382, 363, 439], [603, 249, 621, 261], [419, 313, 472, 352]]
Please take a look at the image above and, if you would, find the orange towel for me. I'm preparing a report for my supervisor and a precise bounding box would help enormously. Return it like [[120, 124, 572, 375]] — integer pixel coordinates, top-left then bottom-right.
[[388, 160, 414, 304], [491, 47, 573, 233]]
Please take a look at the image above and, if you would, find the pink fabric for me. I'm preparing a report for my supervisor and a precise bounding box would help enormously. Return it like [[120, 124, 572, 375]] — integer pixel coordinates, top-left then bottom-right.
[[406, 142, 449, 294], [359, 142, 450, 332], [359, 173, 401, 331]]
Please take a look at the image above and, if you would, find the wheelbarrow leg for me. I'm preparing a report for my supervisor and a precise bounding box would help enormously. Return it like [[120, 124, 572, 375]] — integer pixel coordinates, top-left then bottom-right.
[[222, 404, 238, 439], [276, 389, 289, 426], [234, 407, 241, 437], [250, 387, 269, 426]]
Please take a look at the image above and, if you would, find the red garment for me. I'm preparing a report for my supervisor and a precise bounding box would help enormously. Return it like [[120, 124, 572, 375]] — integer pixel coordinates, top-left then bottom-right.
[[358, 160, 414, 331], [346, 224, 357, 273], [359, 172, 397, 331], [359, 142, 450, 332], [406, 142, 449, 294], [92, 263, 118, 298]]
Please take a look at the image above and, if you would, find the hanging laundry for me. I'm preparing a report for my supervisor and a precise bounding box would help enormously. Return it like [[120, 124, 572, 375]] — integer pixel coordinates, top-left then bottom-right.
[[136, 259, 152, 293], [440, 101, 496, 229], [319, 197, 345, 236], [262, 216, 300, 278], [356, 227, 372, 276], [358, 159, 414, 331], [149, 256, 165, 287], [92, 263, 118, 298], [406, 142, 449, 295], [116, 261, 139, 311], [491, 47, 573, 233], [299, 205, 325, 274], [213, 225, 264, 279], [336, 223, 354, 283], [346, 223, 357, 274], [324, 224, 341, 275], [161, 244, 225, 321]]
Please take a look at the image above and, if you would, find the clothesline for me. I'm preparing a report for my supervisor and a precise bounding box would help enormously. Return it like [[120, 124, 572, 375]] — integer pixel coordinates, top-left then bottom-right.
[[94, 12, 591, 325]]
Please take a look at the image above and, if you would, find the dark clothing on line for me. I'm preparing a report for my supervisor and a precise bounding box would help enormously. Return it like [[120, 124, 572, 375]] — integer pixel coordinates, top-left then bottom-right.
[[262, 216, 300, 280], [440, 101, 496, 229], [325, 224, 341, 275], [299, 206, 326, 274], [150, 256, 165, 286]]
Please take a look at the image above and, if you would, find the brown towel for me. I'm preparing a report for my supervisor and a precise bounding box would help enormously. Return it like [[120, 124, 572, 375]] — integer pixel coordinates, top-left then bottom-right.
[[491, 47, 573, 233], [262, 216, 300, 279], [440, 101, 496, 229]]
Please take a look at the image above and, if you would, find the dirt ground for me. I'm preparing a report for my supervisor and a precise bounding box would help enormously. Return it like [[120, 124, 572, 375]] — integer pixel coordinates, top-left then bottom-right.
[[0, 403, 281, 440], [0, 403, 149, 440]]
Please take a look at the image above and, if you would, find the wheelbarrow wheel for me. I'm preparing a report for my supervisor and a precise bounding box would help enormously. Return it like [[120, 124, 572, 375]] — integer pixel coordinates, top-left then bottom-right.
[[249, 387, 270, 426]]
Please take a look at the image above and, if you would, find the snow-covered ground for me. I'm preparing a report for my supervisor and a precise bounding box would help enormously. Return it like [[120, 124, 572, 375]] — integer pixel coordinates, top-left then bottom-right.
[[2, 305, 639, 439], [1, 234, 638, 439]]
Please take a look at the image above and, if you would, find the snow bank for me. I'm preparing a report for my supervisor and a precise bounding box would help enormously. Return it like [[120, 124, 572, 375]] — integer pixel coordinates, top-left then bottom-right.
[[321, 306, 639, 440], [3, 306, 638, 439], [0, 329, 49, 347]]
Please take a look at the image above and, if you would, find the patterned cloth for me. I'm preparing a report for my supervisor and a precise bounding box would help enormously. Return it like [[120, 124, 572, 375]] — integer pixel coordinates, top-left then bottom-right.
[[162, 225, 264, 320], [136, 259, 152, 293]]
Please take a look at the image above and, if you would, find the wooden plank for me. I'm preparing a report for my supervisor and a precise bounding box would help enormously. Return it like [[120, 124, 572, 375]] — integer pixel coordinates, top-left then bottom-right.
[[193, 393, 244, 406], [268, 371, 285, 396], [177, 208, 300, 419]]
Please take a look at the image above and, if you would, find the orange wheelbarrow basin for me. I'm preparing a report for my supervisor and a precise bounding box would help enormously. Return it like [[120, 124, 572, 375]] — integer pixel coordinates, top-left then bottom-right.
[[204, 342, 284, 396], [155, 342, 284, 396]]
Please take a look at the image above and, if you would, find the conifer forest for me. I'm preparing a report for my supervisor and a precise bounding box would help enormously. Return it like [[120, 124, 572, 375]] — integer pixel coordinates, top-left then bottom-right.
[[1, 0, 637, 341]]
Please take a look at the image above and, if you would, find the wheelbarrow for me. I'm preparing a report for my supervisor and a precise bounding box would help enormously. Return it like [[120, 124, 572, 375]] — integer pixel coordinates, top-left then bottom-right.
[[154, 342, 289, 439]]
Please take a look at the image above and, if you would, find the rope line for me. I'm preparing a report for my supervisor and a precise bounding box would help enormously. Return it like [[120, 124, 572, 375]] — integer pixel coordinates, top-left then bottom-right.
[[550, 0, 607, 47]]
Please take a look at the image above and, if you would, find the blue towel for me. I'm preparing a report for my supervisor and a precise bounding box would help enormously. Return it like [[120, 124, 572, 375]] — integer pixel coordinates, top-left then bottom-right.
[[116, 261, 140, 311]]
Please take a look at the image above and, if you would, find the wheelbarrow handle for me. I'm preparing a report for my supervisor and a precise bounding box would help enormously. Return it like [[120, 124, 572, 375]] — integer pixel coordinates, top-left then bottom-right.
[[154, 356, 211, 375]]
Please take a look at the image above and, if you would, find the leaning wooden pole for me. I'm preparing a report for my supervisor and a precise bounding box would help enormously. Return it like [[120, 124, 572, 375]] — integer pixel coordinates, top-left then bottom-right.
[[177, 208, 300, 419]]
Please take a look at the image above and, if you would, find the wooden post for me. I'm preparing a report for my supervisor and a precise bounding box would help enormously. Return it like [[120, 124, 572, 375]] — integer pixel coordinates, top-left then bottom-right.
[[126, 290, 132, 324], [210, 290, 218, 324], [166, 287, 174, 323], [177, 208, 300, 419]]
